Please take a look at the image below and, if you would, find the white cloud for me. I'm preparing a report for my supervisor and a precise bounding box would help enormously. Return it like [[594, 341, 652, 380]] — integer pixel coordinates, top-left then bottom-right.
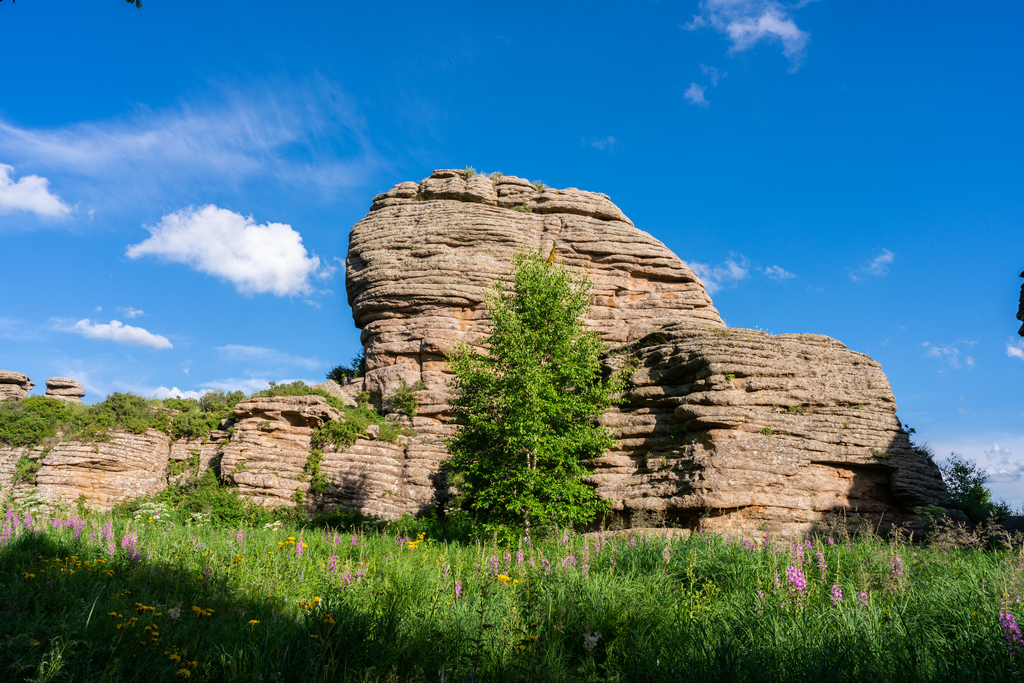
[[921, 339, 978, 371], [700, 64, 726, 87], [55, 318, 172, 350], [685, 0, 811, 72], [150, 386, 210, 401], [850, 248, 895, 281], [1007, 341, 1024, 360], [126, 205, 328, 297], [763, 265, 796, 280], [119, 307, 144, 319], [684, 83, 709, 107], [0, 164, 72, 218], [201, 377, 317, 394], [687, 255, 750, 293], [215, 344, 322, 370], [983, 443, 1024, 483], [0, 79, 378, 216], [588, 136, 619, 151]]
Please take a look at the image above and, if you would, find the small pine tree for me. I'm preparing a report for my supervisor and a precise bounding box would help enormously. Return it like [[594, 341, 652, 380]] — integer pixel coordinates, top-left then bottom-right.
[[444, 247, 622, 536]]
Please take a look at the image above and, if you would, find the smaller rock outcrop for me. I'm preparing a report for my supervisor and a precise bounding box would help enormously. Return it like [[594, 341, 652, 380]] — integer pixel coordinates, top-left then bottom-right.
[[310, 379, 358, 408], [0, 370, 34, 401], [45, 377, 85, 404], [219, 396, 340, 507], [35, 429, 171, 510]]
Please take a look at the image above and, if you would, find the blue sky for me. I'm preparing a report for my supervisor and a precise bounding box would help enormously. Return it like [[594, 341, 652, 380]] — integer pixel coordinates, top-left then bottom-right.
[[1, 1, 1021, 508]]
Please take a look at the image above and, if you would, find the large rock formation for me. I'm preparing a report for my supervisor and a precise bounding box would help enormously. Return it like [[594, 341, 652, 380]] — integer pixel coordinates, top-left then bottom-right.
[[334, 169, 951, 534], [0, 370, 34, 401], [219, 395, 340, 507], [45, 377, 85, 404]]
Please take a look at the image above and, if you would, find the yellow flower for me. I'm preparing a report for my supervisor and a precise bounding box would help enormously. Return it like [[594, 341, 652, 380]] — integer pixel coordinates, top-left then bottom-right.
[[176, 668, 191, 677], [525, 635, 538, 642], [496, 575, 511, 584], [248, 619, 259, 626], [169, 654, 181, 662], [310, 634, 319, 639], [287, 536, 296, 541], [312, 596, 320, 603]]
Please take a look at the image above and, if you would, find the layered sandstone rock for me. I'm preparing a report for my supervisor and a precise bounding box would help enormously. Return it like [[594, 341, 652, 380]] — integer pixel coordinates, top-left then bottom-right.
[[0, 370, 34, 401], [598, 324, 949, 536], [347, 169, 723, 416], [168, 430, 230, 484], [45, 377, 85, 404], [332, 169, 951, 533], [219, 396, 340, 507], [34, 429, 171, 510]]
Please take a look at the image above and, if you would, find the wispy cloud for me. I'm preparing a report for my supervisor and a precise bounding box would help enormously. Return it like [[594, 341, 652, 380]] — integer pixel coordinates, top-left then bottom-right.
[[0, 163, 73, 219], [983, 443, 1024, 483], [763, 265, 796, 280], [684, 0, 812, 72], [586, 136, 619, 151], [148, 386, 210, 401], [1008, 340, 1024, 360], [684, 83, 709, 107], [687, 255, 750, 293], [53, 318, 172, 350], [0, 79, 378, 219], [921, 339, 977, 371], [700, 64, 727, 86], [201, 377, 317, 394], [127, 205, 331, 297], [119, 307, 144, 319], [849, 248, 895, 281], [215, 344, 322, 370]]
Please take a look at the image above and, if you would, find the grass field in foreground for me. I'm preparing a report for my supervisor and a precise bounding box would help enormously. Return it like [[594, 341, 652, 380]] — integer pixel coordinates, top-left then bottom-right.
[[0, 504, 1021, 682]]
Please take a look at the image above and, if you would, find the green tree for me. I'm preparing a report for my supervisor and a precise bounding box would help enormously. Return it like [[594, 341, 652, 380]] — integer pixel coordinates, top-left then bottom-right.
[[939, 453, 1013, 522], [444, 247, 622, 536], [326, 351, 365, 383]]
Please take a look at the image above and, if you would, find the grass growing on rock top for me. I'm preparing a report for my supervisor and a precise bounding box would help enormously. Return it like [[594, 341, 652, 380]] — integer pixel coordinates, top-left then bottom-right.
[[0, 503, 1021, 682]]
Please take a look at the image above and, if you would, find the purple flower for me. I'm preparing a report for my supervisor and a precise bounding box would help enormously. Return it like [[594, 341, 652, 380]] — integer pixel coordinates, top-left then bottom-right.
[[816, 551, 827, 581], [663, 547, 670, 564], [327, 554, 338, 573], [831, 584, 843, 606], [999, 611, 1023, 660], [516, 549, 524, 564], [857, 591, 868, 608], [454, 581, 463, 599], [889, 556, 905, 592]]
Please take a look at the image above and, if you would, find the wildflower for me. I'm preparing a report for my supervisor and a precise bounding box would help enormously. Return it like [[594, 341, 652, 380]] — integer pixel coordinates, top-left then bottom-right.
[[831, 584, 843, 606], [176, 669, 191, 678], [454, 581, 462, 599], [889, 556, 906, 592], [327, 554, 338, 572], [663, 547, 670, 564], [857, 591, 869, 608], [583, 630, 602, 652], [248, 619, 259, 626], [816, 551, 827, 581], [496, 574, 511, 584], [167, 607, 181, 619], [525, 635, 538, 642], [169, 654, 181, 663], [1000, 611, 1024, 663]]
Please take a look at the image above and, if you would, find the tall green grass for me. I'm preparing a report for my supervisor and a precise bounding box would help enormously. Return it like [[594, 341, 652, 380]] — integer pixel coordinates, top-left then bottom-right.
[[0, 504, 1020, 682]]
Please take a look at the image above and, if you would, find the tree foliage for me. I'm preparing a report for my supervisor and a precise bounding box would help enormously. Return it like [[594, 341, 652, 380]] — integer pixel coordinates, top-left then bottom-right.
[[939, 453, 1014, 522], [444, 248, 623, 536]]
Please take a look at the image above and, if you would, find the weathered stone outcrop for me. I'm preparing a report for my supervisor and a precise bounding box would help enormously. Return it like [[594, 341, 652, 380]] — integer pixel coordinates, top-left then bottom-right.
[[45, 377, 85, 404], [347, 169, 723, 416], [0, 370, 34, 401], [34, 430, 171, 510], [219, 396, 340, 507], [598, 324, 948, 536], [329, 169, 952, 534]]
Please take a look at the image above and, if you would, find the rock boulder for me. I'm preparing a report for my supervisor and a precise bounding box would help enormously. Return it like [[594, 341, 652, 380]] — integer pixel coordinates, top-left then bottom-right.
[[0, 370, 34, 401], [45, 377, 85, 404]]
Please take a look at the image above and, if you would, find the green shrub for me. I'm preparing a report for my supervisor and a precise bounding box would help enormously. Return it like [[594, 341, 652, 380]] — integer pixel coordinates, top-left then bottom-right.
[[303, 449, 329, 494], [387, 380, 425, 418], [326, 352, 365, 383], [13, 456, 41, 485], [0, 396, 67, 447], [939, 453, 1014, 522]]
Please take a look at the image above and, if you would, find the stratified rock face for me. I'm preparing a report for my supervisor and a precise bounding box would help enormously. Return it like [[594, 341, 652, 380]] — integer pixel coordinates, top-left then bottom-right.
[[0, 370, 34, 401], [219, 396, 340, 507], [35, 430, 171, 510], [598, 323, 949, 535], [347, 169, 723, 415], [45, 377, 85, 404]]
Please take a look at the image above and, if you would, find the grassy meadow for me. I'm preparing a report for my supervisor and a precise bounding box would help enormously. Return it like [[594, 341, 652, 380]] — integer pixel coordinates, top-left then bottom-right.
[[0, 500, 1021, 683]]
